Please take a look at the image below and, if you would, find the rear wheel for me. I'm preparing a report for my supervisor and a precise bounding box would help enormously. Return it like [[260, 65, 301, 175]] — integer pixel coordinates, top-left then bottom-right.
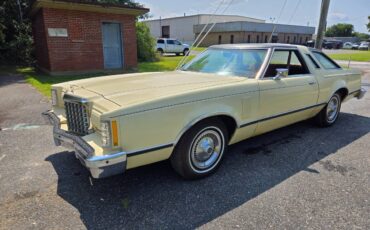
[[157, 48, 164, 56], [171, 119, 228, 179], [315, 93, 342, 127], [183, 48, 189, 56]]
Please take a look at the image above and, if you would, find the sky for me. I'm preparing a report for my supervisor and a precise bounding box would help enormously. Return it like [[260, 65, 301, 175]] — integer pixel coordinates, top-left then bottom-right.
[[140, 0, 370, 33]]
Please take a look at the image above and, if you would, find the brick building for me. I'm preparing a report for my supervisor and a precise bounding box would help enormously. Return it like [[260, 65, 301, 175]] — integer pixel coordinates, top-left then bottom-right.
[[30, 0, 148, 75]]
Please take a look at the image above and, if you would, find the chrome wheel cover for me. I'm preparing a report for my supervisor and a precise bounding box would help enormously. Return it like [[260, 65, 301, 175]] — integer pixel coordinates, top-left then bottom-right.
[[189, 127, 225, 173], [326, 95, 339, 122]]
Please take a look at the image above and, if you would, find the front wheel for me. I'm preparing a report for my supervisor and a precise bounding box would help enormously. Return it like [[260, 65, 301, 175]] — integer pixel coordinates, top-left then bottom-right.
[[183, 49, 189, 56], [315, 93, 342, 127], [170, 119, 228, 179]]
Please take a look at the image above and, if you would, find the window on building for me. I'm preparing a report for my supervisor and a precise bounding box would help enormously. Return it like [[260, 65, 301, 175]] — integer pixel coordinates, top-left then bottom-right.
[[256, 35, 259, 43], [299, 37, 302, 44], [293, 36, 296, 44], [230, 35, 234, 44], [218, 35, 222, 44], [265, 35, 268, 43], [312, 51, 341, 69], [247, 35, 251, 43], [271, 35, 278, 43], [287, 36, 290, 43], [161, 26, 170, 38], [305, 37, 309, 43], [264, 50, 310, 78]]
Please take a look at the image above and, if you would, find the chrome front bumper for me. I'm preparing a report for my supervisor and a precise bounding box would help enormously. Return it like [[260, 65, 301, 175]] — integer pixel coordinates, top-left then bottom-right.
[[42, 110, 127, 179]]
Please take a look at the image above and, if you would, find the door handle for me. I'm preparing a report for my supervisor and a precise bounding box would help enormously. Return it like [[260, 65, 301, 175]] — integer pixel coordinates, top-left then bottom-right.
[[308, 81, 316, 85]]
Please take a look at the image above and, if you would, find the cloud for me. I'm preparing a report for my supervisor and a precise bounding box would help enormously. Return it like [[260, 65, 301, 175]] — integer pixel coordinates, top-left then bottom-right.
[[329, 12, 350, 22]]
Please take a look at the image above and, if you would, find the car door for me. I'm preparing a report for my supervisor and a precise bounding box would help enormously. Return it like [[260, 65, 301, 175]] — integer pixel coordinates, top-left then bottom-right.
[[166, 39, 176, 53], [255, 49, 319, 135], [174, 40, 183, 52]]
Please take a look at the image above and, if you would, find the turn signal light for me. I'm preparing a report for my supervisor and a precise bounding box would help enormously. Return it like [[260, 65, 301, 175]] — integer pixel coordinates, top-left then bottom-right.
[[111, 120, 119, 146]]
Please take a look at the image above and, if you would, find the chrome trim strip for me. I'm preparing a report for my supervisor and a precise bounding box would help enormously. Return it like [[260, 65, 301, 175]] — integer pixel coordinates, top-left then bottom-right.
[[126, 143, 174, 157], [239, 103, 327, 128], [63, 93, 89, 104], [89, 143, 175, 161], [348, 89, 361, 96]]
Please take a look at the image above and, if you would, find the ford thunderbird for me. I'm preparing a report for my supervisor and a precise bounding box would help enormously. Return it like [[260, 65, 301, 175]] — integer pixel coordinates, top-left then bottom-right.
[[43, 44, 366, 179]]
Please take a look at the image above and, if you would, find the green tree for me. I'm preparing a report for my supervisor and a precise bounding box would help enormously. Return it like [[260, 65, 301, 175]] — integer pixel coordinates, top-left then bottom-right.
[[0, 0, 33, 65], [136, 22, 156, 62], [325, 23, 354, 37], [367, 16, 370, 32], [353, 32, 370, 40]]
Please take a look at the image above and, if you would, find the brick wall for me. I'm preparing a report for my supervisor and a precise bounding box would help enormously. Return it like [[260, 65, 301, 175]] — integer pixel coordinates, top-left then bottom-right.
[[32, 10, 50, 70], [32, 8, 138, 73]]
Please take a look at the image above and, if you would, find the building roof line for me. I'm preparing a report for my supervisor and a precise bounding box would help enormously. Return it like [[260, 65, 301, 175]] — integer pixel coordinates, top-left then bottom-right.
[[143, 14, 264, 22], [29, 0, 149, 17]]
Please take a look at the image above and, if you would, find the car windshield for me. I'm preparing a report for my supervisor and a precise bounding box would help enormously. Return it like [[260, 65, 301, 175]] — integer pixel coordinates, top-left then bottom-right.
[[181, 48, 267, 78]]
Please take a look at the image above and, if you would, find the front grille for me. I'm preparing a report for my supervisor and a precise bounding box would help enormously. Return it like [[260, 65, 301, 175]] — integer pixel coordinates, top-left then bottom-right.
[[64, 99, 90, 136]]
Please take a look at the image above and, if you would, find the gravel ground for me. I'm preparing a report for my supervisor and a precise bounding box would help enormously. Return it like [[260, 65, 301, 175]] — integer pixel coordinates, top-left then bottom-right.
[[0, 65, 369, 230]]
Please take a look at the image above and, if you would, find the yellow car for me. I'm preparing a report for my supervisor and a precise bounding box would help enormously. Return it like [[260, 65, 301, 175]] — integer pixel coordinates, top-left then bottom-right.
[[43, 44, 366, 179]]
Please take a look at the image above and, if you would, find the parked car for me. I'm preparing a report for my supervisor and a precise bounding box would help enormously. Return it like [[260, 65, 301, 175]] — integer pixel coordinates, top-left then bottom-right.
[[43, 44, 366, 179], [343, 42, 359, 50], [156, 38, 190, 56], [306, 40, 315, 47], [358, 42, 369, 50], [306, 39, 342, 49], [323, 39, 342, 49]]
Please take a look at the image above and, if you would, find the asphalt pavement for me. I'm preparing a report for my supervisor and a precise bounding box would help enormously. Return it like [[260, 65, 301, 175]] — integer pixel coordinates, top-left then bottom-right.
[[0, 65, 369, 230]]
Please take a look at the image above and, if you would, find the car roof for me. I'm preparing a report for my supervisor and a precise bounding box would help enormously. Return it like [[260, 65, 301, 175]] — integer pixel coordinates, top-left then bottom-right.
[[209, 43, 304, 49]]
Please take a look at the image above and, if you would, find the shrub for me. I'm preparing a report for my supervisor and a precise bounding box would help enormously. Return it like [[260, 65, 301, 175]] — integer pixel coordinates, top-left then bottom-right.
[[136, 21, 157, 62]]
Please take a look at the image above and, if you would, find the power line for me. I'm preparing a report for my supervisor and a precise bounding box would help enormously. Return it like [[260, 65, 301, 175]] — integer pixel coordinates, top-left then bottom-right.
[[287, 0, 302, 25], [268, 0, 289, 43], [176, 0, 235, 70], [175, 0, 226, 70]]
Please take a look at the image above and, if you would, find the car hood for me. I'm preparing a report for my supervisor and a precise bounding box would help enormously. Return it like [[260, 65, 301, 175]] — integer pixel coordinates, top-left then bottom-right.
[[56, 71, 245, 112]]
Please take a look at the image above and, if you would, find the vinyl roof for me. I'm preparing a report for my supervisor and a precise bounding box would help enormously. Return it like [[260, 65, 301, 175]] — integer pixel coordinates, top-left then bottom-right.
[[210, 43, 303, 49]]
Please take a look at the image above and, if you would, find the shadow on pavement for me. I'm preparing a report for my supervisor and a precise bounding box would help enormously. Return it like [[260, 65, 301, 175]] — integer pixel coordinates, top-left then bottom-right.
[[45, 112, 370, 229]]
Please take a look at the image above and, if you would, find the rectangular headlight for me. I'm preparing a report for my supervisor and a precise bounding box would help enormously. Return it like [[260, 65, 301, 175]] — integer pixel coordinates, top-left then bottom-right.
[[101, 121, 111, 147], [51, 89, 58, 106]]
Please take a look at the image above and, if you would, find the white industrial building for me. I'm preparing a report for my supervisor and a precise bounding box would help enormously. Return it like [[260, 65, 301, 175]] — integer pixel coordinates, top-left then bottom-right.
[[144, 14, 265, 44]]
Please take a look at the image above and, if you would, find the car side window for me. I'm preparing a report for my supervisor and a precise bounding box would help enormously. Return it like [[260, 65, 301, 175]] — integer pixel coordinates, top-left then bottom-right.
[[311, 51, 341, 69], [264, 50, 310, 78], [174, 40, 182, 45], [167, 40, 175, 45], [157, 39, 164, 44], [306, 54, 320, 69]]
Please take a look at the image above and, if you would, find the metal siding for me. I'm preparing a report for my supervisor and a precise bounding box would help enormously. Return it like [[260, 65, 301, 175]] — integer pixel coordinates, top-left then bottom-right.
[[102, 22, 123, 69], [194, 21, 315, 35]]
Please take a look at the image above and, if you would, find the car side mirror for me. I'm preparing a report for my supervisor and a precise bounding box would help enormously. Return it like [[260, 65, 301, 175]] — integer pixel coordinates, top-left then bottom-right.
[[273, 68, 288, 80]]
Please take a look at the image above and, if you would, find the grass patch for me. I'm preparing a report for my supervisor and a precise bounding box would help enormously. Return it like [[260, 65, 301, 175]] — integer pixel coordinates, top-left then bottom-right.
[[191, 47, 207, 52], [1, 55, 195, 98], [18, 67, 106, 98], [138, 55, 194, 72], [327, 50, 370, 62]]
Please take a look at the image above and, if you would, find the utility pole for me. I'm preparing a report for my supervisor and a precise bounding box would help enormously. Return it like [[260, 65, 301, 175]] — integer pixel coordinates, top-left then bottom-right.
[[315, 0, 330, 49], [16, 0, 23, 22]]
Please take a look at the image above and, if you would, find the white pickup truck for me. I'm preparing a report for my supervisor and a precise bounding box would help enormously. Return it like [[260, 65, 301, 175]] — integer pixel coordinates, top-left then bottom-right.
[[156, 38, 190, 56]]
